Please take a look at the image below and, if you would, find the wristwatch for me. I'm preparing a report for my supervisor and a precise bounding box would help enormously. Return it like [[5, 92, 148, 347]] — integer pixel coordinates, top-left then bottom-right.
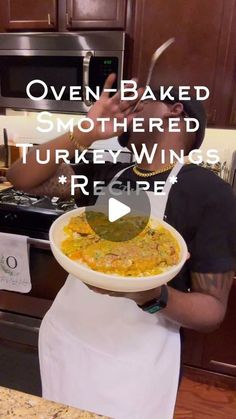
[[139, 285, 168, 314]]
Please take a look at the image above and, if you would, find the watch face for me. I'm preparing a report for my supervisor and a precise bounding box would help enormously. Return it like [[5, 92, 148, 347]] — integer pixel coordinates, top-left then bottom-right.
[[140, 286, 168, 313], [146, 304, 162, 314], [141, 300, 162, 313]]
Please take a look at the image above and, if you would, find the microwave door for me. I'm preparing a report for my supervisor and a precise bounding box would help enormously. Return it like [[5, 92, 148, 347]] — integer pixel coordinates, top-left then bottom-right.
[[0, 52, 92, 113], [0, 51, 121, 113]]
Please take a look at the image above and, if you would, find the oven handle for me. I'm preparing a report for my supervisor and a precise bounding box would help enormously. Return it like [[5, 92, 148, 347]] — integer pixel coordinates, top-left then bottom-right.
[[83, 51, 93, 107], [0, 317, 39, 333], [28, 237, 50, 250]]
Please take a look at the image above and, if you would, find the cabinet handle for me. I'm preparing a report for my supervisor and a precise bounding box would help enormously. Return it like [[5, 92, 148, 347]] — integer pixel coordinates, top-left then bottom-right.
[[0, 317, 39, 333], [230, 109, 236, 125], [66, 12, 71, 26], [28, 237, 50, 250], [47, 13, 51, 26], [210, 360, 236, 372]]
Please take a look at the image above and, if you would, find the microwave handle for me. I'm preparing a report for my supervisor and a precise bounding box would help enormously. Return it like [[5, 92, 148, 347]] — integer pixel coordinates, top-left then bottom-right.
[[83, 52, 93, 107]]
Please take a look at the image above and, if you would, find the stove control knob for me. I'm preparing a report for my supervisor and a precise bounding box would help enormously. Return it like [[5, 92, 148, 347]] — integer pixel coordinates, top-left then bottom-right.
[[4, 213, 18, 222]]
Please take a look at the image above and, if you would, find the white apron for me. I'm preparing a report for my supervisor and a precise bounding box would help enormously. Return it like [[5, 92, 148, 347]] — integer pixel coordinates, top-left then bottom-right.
[[39, 162, 183, 419]]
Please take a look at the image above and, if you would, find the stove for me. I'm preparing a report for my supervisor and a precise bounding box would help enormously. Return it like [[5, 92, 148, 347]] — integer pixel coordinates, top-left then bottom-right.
[[0, 189, 72, 396], [0, 188, 76, 239]]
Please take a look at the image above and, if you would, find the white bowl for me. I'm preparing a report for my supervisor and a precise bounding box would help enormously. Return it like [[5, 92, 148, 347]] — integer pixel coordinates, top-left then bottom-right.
[[49, 207, 188, 292]]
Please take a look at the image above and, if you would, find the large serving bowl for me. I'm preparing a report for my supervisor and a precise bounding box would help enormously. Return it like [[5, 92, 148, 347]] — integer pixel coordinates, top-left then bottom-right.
[[49, 207, 188, 292]]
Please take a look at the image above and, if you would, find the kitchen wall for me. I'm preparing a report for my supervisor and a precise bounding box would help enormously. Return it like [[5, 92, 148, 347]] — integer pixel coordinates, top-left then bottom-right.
[[201, 129, 236, 167]]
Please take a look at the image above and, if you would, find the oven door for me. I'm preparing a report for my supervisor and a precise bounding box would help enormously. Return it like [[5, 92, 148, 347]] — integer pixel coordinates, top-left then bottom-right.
[[0, 311, 42, 396], [0, 237, 67, 396], [0, 52, 120, 113]]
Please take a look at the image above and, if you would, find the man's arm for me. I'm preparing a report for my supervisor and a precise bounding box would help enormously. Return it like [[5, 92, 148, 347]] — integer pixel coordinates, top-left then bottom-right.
[[6, 135, 79, 197], [91, 271, 233, 333], [6, 118, 94, 196], [24, 163, 75, 198], [163, 271, 234, 332], [7, 74, 144, 197]]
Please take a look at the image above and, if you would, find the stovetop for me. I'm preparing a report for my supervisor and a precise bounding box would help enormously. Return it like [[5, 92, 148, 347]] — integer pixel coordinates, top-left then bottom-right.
[[0, 188, 76, 214], [0, 188, 76, 239]]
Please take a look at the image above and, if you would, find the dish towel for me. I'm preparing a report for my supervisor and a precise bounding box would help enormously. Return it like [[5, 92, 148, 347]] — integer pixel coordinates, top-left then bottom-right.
[[0, 233, 31, 293]]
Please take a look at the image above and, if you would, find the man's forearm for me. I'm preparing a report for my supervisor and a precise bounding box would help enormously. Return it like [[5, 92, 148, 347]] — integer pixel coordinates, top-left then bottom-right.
[[7, 75, 143, 192], [163, 286, 226, 332], [6, 129, 92, 191]]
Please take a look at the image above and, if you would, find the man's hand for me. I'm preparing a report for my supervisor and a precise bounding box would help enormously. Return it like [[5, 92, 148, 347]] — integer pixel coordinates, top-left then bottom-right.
[[75, 74, 144, 145], [87, 284, 161, 306]]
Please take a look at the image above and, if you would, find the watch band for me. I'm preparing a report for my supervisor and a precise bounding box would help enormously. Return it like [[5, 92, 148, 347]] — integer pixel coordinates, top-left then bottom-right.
[[139, 285, 168, 314]]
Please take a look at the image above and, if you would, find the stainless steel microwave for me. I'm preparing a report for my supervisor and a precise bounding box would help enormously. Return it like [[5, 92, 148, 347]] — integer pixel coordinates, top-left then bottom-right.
[[0, 32, 124, 113]]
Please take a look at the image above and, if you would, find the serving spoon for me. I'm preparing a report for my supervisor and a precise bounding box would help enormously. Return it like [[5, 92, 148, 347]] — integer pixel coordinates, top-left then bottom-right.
[[133, 37, 175, 111]]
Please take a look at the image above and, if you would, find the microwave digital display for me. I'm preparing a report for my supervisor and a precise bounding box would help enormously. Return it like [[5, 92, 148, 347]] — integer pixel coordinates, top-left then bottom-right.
[[89, 56, 118, 96]]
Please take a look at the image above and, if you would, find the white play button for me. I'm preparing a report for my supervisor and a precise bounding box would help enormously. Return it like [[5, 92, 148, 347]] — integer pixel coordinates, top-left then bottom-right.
[[85, 184, 150, 241], [108, 198, 131, 222]]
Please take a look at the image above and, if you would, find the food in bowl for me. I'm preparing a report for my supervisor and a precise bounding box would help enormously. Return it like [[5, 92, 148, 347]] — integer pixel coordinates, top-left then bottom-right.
[[60, 212, 180, 277]]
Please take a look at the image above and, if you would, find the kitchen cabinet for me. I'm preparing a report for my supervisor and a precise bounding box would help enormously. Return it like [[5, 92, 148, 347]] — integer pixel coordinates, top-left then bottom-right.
[[129, 0, 236, 127], [202, 277, 236, 377], [183, 277, 236, 378], [228, 91, 236, 127], [3, 0, 57, 30], [0, 0, 127, 32], [64, 0, 126, 29], [220, 2, 236, 128]]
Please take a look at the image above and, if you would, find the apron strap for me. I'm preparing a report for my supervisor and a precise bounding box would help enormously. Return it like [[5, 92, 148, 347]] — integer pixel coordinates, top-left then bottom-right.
[[109, 163, 135, 183], [147, 161, 184, 219], [162, 161, 183, 195]]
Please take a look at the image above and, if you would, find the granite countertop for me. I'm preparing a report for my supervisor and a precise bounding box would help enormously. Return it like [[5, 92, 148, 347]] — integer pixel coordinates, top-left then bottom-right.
[[0, 386, 109, 419]]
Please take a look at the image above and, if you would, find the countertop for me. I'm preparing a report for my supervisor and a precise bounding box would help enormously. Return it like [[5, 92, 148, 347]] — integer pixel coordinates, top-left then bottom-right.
[[0, 386, 109, 419]]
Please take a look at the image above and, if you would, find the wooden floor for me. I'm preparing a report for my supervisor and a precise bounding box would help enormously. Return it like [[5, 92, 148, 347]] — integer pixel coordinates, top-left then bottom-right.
[[174, 377, 236, 418]]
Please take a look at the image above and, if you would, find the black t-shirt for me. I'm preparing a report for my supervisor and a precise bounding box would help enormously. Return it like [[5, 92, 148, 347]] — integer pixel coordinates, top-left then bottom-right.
[[72, 162, 236, 292]]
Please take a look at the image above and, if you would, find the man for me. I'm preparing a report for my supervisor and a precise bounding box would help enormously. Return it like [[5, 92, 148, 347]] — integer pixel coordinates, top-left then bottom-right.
[[7, 75, 236, 419]]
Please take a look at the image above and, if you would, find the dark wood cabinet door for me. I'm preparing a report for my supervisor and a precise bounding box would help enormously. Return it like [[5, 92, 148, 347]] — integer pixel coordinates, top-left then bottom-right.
[[201, 278, 236, 376], [130, 0, 235, 122], [4, 0, 57, 30], [228, 93, 236, 127], [221, 2, 236, 127], [65, 0, 126, 29], [183, 278, 236, 376], [182, 329, 205, 368]]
